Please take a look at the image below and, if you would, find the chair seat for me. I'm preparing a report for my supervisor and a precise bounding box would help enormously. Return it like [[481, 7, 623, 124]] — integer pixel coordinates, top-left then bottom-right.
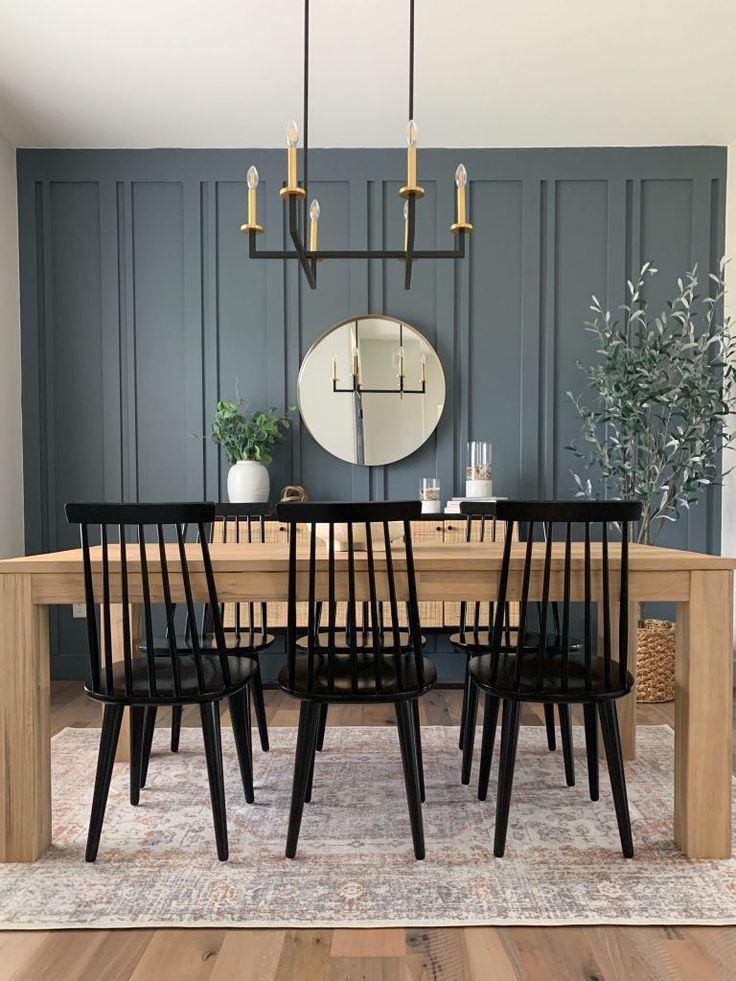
[[87, 653, 258, 705], [137, 632, 275, 656], [278, 652, 437, 702], [295, 629, 426, 653], [450, 629, 582, 655], [468, 651, 633, 702]]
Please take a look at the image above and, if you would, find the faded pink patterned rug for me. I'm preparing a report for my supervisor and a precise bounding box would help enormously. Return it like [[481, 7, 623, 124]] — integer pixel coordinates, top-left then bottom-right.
[[0, 725, 734, 929]]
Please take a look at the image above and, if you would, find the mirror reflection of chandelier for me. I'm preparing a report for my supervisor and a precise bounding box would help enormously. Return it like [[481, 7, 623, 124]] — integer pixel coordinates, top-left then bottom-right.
[[240, 0, 473, 291], [331, 322, 426, 396]]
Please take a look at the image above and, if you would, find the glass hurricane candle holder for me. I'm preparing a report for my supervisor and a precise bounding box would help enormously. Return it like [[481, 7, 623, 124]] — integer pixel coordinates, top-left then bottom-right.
[[466, 441, 492, 497], [419, 477, 441, 514]]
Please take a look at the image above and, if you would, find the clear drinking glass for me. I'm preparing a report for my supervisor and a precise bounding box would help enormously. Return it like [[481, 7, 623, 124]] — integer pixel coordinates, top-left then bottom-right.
[[466, 441, 492, 497], [419, 477, 441, 514]]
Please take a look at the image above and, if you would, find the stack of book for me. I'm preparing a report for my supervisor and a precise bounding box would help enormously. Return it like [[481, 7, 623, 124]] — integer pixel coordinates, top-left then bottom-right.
[[444, 496, 504, 514]]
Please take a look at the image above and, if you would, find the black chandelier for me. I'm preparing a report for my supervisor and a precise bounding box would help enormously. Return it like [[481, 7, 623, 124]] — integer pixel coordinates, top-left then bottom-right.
[[241, 0, 473, 290]]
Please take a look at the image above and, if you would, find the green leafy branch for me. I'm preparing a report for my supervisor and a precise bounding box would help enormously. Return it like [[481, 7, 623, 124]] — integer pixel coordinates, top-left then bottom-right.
[[567, 258, 736, 545], [209, 398, 292, 466]]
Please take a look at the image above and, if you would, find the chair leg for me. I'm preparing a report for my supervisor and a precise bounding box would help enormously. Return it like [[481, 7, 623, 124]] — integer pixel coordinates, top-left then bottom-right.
[[171, 705, 182, 753], [493, 699, 521, 858], [86, 703, 124, 862], [139, 706, 157, 789], [304, 705, 322, 804], [228, 689, 255, 804], [129, 706, 146, 806], [411, 698, 425, 804], [583, 703, 600, 801], [558, 704, 575, 787], [316, 702, 328, 752], [461, 679, 480, 785], [286, 701, 320, 859], [200, 701, 229, 861], [477, 694, 500, 801], [395, 700, 425, 860], [598, 700, 634, 858], [543, 703, 556, 750], [250, 661, 270, 752], [459, 653, 471, 750]]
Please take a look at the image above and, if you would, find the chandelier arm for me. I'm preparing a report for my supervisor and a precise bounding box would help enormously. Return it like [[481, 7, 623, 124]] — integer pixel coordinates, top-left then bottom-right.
[[303, 0, 310, 236], [288, 197, 317, 288], [404, 195, 416, 290], [248, 224, 466, 267], [248, 241, 466, 261]]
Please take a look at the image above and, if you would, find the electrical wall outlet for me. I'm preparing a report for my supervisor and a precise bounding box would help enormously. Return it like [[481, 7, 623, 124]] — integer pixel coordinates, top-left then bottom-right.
[[72, 604, 86, 619]]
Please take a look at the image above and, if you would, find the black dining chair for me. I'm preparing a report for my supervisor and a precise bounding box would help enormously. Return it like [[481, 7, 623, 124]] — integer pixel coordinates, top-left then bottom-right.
[[135, 503, 274, 764], [465, 499, 641, 858], [65, 502, 256, 862], [455, 501, 582, 786], [276, 500, 435, 860]]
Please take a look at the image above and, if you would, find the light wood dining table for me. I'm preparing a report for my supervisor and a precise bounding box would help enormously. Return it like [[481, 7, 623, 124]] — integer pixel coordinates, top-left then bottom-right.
[[0, 540, 733, 862]]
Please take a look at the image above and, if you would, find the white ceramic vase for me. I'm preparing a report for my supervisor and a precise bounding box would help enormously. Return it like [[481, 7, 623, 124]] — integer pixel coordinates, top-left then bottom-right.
[[227, 460, 270, 503]]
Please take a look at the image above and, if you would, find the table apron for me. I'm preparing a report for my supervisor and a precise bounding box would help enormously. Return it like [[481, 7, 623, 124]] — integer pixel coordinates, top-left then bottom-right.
[[29, 569, 692, 605]]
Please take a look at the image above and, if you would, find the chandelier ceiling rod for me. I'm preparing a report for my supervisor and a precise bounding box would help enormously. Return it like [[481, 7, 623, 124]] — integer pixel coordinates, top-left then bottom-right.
[[302, 0, 309, 240], [241, 0, 472, 290]]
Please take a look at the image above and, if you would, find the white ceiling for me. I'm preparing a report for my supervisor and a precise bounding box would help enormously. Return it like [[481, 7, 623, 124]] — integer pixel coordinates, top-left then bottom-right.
[[1, 0, 735, 149]]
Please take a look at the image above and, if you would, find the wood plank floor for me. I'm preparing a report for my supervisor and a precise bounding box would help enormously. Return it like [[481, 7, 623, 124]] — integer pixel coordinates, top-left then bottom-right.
[[1, 683, 735, 981]]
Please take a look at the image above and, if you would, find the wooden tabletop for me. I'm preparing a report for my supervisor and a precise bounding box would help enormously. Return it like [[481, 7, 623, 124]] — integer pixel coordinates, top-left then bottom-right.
[[1, 541, 735, 574]]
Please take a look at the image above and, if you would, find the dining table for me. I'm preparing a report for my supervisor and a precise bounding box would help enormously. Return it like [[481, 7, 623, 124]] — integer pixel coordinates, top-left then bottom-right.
[[0, 539, 733, 863]]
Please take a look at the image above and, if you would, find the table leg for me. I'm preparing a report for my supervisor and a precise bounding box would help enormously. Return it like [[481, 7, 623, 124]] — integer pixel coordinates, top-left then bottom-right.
[[102, 604, 142, 763], [617, 604, 638, 761], [0, 576, 51, 862], [598, 599, 638, 760], [675, 570, 733, 858]]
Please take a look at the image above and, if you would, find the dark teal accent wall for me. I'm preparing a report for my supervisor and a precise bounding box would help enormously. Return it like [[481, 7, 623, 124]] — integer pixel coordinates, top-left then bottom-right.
[[16, 147, 727, 680]]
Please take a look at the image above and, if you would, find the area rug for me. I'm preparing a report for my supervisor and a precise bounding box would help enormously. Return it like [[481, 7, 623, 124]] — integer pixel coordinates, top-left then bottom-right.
[[0, 725, 734, 929]]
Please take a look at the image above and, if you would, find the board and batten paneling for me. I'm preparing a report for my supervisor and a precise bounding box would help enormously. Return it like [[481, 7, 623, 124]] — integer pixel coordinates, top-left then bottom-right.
[[16, 148, 727, 679]]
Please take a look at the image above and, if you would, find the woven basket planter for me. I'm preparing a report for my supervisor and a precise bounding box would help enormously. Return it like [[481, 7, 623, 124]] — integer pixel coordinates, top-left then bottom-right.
[[635, 618, 675, 703]]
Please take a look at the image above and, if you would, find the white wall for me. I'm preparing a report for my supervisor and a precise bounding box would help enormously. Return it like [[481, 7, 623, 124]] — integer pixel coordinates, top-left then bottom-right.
[[0, 129, 23, 557]]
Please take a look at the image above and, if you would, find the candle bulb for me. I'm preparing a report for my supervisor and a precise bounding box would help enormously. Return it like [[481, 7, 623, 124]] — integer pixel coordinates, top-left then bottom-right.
[[455, 163, 468, 225], [406, 119, 418, 189], [403, 200, 409, 251], [309, 199, 320, 252], [246, 165, 259, 226], [286, 120, 299, 189]]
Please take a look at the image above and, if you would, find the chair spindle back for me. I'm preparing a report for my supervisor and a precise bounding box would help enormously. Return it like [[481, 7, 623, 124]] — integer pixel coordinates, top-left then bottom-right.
[[277, 501, 423, 697], [66, 502, 230, 700], [490, 500, 641, 696]]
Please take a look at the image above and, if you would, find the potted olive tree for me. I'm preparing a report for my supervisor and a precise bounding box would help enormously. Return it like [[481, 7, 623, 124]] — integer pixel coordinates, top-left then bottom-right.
[[567, 259, 736, 700], [210, 399, 291, 503]]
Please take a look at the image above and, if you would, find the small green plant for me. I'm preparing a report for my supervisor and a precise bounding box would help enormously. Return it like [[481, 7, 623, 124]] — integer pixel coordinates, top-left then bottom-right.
[[210, 399, 291, 465], [567, 258, 736, 545]]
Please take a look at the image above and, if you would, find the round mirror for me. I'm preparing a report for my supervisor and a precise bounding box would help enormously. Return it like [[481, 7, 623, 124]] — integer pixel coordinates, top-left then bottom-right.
[[298, 315, 445, 466]]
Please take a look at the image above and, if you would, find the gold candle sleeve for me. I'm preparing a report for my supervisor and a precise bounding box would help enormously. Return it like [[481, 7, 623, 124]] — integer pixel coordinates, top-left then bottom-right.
[[248, 187, 257, 225], [407, 145, 417, 189], [310, 219, 318, 252], [287, 146, 297, 189], [457, 185, 466, 225]]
